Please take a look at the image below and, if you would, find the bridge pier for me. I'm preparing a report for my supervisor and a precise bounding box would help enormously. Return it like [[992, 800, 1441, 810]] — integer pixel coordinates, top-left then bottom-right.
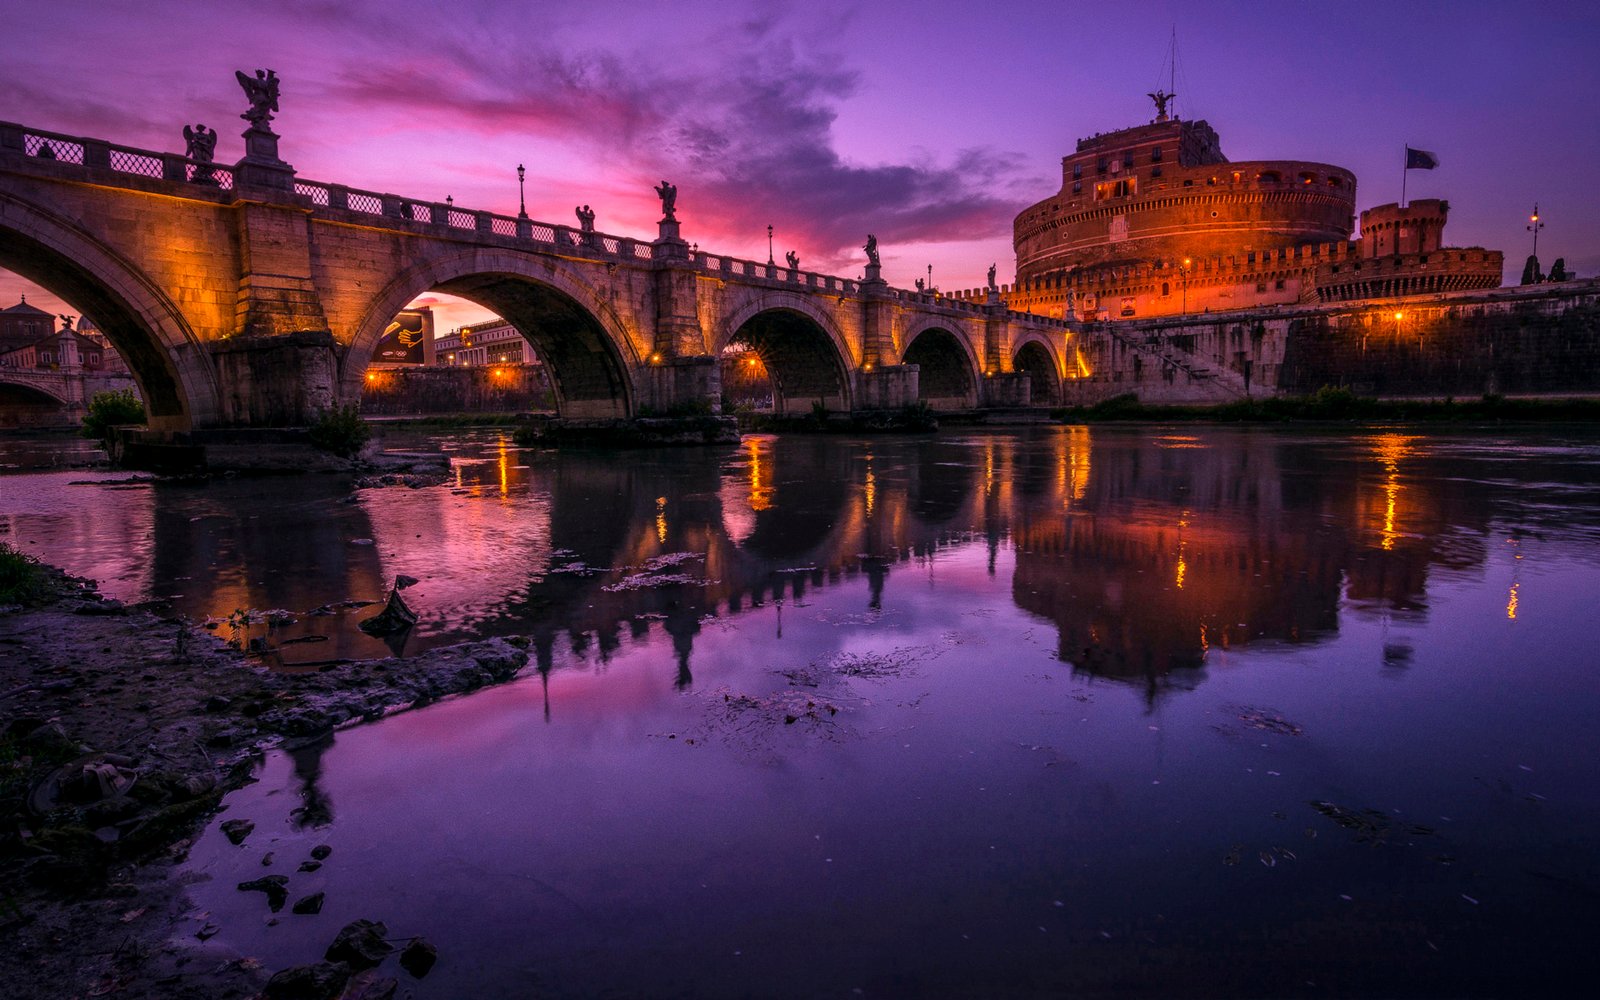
[[856, 364, 920, 408]]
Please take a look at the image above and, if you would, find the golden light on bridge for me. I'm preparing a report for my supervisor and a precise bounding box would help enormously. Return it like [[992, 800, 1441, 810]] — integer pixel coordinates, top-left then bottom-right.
[[655, 495, 668, 544]]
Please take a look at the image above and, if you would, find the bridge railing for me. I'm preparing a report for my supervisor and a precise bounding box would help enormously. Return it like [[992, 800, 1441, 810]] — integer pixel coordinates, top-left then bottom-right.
[[2, 120, 235, 191]]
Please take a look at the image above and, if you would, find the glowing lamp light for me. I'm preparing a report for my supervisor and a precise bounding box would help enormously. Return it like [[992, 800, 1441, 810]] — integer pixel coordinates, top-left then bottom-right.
[[365, 371, 377, 382], [1394, 311, 1405, 321], [651, 353, 662, 364], [493, 368, 503, 376]]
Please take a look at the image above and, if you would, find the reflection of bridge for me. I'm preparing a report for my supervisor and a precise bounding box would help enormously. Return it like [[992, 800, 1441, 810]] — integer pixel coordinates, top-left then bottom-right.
[[1, 117, 1076, 434]]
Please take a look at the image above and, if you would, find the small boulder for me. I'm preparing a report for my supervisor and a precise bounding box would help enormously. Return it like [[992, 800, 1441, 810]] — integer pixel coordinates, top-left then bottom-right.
[[310, 844, 333, 860], [237, 874, 289, 912], [221, 819, 255, 845], [292, 891, 325, 915], [298, 860, 323, 873], [325, 919, 392, 970], [263, 960, 351, 1000], [399, 937, 438, 979]]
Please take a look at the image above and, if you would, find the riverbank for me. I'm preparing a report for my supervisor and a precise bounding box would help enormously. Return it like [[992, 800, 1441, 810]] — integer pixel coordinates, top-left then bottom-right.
[[0, 550, 530, 999], [1050, 389, 1600, 423]]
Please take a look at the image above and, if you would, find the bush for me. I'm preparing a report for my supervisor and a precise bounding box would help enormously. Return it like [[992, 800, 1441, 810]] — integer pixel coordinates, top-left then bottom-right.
[[80, 388, 144, 443], [308, 404, 372, 457], [0, 543, 45, 604]]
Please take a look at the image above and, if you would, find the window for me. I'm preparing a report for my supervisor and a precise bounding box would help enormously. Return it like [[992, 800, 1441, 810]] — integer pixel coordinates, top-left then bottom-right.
[[1097, 156, 1108, 174], [1162, 282, 1171, 296], [1151, 166, 1162, 178], [1151, 147, 1163, 163], [1257, 171, 1280, 184], [1255, 283, 1267, 293], [1071, 181, 1081, 194], [1122, 152, 1134, 168], [1275, 279, 1285, 290], [1072, 163, 1082, 179]]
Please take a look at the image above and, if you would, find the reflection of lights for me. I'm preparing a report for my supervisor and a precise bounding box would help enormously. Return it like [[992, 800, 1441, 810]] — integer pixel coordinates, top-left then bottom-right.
[[1175, 557, 1187, 589], [864, 453, 876, 516], [1506, 582, 1520, 621], [1374, 433, 1411, 551], [656, 495, 668, 543], [746, 438, 772, 511], [497, 435, 509, 498]]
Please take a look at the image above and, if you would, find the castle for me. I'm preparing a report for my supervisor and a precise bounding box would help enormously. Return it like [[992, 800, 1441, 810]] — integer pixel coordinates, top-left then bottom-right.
[[978, 94, 1502, 320]]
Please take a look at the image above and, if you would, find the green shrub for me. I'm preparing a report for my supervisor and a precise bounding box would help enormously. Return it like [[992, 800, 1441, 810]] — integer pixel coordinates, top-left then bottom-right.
[[308, 404, 372, 457], [0, 543, 45, 604], [80, 388, 144, 442]]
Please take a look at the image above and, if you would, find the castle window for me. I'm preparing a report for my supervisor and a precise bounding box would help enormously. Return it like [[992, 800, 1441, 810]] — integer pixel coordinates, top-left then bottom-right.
[[1207, 177, 1217, 186], [1328, 177, 1343, 188], [1151, 166, 1162, 178], [1072, 181, 1081, 194], [1122, 152, 1134, 168], [1256, 283, 1267, 293], [1232, 171, 1241, 183], [1073, 163, 1082, 179], [1257, 171, 1280, 184], [1183, 179, 1193, 187], [1247, 251, 1257, 263], [1162, 282, 1170, 296], [1275, 279, 1286, 290], [1097, 156, 1108, 174], [1299, 172, 1316, 185], [1151, 147, 1163, 162]]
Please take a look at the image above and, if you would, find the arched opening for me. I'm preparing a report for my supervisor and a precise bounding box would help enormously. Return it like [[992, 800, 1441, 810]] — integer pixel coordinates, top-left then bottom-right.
[[1013, 340, 1062, 406], [0, 224, 205, 431], [724, 308, 850, 416], [902, 327, 977, 409], [0, 380, 71, 428], [348, 266, 636, 420], [719, 343, 772, 411]]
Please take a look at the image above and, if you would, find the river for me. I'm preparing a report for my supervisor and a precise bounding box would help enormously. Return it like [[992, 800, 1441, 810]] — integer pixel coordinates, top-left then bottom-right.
[[3, 424, 1598, 996]]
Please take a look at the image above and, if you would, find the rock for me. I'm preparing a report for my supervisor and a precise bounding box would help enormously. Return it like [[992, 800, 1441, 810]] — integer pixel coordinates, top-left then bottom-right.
[[394, 575, 419, 590], [310, 844, 332, 860], [342, 973, 399, 1000], [292, 892, 325, 915], [205, 695, 233, 713], [325, 919, 392, 970], [237, 874, 289, 912], [298, 860, 322, 873], [399, 937, 438, 979], [263, 960, 351, 1000], [220, 819, 255, 845], [261, 851, 275, 866], [358, 588, 417, 637], [19, 722, 82, 757], [195, 922, 220, 941]]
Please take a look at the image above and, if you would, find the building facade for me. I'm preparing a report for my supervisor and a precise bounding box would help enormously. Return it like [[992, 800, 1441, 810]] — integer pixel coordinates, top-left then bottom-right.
[[983, 97, 1501, 321]]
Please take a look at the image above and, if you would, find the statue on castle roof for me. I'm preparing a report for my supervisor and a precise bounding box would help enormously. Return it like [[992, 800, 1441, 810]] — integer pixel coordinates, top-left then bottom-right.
[[59, 314, 75, 332], [987, 263, 998, 290], [654, 180, 677, 221], [1148, 89, 1175, 122], [236, 69, 280, 129], [863, 234, 880, 266]]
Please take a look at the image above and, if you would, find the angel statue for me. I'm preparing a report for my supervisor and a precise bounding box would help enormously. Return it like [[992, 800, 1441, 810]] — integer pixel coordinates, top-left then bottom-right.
[[236, 69, 281, 128], [575, 205, 596, 232], [1148, 89, 1175, 121], [863, 234, 880, 266], [59, 314, 75, 332], [785, 250, 800, 270], [183, 124, 217, 163], [654, 180, 677, 221], [987, 263, 997, 290]]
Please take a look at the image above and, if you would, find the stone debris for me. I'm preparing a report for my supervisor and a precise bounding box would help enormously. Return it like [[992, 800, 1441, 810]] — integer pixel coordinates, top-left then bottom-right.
[[325, 918, 393, 970], [398, 936, 438, 978], [220, 818, 255, 845], [263, 960, 351, 1000], [237, 874, 289, 912]]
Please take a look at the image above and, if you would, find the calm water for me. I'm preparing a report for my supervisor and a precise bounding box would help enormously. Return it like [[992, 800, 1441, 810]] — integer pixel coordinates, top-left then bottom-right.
[[5, 425, 1600, 996]]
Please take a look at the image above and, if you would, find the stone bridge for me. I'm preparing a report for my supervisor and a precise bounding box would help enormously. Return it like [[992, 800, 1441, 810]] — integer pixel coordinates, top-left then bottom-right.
[[0, 119, 1078, 434], [0, 365, 138, 427]]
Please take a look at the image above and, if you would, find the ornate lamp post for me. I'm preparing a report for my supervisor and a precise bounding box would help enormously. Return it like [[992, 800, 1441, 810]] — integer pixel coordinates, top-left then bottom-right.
[[767, 225, 774, 266], [1527, 204, 1544, 259], [517, 164, 527, 220], [1180, 258, 1192, 314]]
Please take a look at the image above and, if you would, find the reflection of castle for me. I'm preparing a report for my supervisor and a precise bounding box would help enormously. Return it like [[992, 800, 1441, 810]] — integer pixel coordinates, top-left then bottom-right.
[[969, 97, 1501, 320]]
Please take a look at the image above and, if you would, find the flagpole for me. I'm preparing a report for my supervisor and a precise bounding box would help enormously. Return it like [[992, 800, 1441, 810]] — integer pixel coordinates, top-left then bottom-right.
[[1401, 146, 1408, 209]]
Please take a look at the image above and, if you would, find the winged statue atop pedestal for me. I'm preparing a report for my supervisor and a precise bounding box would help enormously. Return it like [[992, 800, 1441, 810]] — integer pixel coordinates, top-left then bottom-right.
[[236, 69, 281, 128]]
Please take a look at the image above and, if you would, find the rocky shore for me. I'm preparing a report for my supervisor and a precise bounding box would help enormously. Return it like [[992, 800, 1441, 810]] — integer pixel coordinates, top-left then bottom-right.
[[0, 562, 530, 999]]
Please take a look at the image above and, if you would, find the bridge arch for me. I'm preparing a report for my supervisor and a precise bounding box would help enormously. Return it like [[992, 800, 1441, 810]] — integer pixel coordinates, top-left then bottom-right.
[[715, 293, 854, 414], [0, 374, 71, 406], [1013, 334, 1063, 406], [0, 192, 218, 431], [345, 248, 643, 419], [900, 323, 980, 408]]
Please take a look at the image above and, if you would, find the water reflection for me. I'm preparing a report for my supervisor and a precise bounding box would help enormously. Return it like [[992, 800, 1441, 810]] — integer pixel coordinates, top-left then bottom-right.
[[5, 426, 1599, 701]]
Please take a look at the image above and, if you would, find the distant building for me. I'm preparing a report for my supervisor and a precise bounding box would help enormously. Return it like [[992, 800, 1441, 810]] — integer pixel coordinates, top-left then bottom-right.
[[972, 97, 1502, 320], [433, 319, 542, 367], [0, 304, 128, 373]]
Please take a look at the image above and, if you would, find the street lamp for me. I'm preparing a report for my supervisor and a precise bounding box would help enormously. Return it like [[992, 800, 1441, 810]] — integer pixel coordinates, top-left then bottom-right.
[[767, 225, 774, 266], [1180, 258, 1192, 314], [517, 164, 527, 219], [1527, 204, 1544, 259]]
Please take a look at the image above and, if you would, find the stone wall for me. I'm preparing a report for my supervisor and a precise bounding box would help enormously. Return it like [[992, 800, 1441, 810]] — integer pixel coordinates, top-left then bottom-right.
[[358, 364, 553, 416]]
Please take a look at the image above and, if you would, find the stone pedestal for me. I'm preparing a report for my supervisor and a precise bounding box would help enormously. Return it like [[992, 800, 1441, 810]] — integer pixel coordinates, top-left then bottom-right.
[[863, 262, 883, 284], [234, 126, 294, 193], [653, 218, 688, 260]]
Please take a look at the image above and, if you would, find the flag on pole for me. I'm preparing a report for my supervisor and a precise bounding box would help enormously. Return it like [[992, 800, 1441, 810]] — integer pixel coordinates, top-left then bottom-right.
[[1405, 146, 1439, 170]]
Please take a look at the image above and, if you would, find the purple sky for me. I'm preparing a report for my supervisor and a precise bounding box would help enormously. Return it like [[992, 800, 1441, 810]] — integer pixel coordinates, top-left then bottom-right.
[[3, 0, 1598, 331]]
